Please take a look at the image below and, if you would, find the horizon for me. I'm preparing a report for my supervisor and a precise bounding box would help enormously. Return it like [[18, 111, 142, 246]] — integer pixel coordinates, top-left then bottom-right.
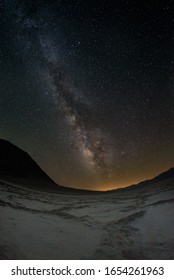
[[0, 137, 173, 192]]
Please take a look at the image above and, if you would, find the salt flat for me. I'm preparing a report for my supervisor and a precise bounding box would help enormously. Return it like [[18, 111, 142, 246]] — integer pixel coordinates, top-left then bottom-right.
[[0, 177, 174, 259]]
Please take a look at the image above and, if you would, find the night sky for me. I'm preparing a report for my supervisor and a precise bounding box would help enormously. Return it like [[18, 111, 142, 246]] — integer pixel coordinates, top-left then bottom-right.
[[0, 0, 174, 190]]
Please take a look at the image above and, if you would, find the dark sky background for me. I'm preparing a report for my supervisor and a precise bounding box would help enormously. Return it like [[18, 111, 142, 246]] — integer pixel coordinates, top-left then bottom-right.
[[0, 0, 174, 190]]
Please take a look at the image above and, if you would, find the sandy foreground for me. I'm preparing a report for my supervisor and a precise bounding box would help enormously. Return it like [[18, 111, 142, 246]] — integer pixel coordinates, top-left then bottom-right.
[[0, 178, 174, 260]]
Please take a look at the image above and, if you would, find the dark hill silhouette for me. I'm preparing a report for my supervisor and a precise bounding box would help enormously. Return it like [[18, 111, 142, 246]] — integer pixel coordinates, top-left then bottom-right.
[[146, 167, 174, 183], [0, 139, 55, 181], [110, 167, 174, 192], [0, 139, 87, 193]]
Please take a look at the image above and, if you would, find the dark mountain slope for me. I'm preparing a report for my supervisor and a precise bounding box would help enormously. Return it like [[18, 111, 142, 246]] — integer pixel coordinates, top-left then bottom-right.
[[0, 139, 86, 193], [0, 139, 54, 181], [110, 167, 174, 193]]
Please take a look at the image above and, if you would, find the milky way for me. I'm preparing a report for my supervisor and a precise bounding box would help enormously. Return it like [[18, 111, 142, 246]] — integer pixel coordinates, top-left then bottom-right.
[[11, 3, 113, 179], [40, 37, 113, 178]]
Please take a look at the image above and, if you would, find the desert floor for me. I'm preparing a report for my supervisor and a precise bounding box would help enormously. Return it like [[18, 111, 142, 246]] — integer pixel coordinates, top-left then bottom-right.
[[0, 178, 174, 259]]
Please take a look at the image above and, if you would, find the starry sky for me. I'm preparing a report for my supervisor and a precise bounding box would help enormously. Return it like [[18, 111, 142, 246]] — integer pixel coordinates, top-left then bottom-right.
[[0, 0, 174, 190]]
